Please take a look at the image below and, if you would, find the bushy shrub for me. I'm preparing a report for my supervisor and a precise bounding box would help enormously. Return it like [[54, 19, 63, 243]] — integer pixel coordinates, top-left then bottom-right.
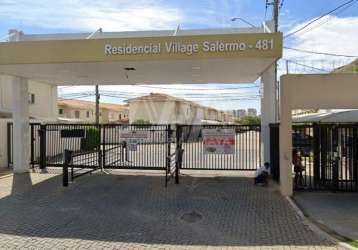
[[81, 128, 100, 151]]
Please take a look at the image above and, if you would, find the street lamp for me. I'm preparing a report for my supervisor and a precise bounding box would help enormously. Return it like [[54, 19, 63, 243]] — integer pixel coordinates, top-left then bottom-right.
[[231, 17, 256, 28]]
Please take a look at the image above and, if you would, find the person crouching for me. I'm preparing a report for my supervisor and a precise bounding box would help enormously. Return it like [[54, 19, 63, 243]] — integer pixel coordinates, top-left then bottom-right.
[[254, 162, 270, 185]]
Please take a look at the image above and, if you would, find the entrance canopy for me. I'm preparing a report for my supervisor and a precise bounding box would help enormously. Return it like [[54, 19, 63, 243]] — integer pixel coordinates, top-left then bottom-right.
[[0, 28, 282, 85]]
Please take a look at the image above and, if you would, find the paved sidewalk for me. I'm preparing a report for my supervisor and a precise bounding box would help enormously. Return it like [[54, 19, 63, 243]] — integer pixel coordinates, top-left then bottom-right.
[[0, 171, 340, 249], [294, 192, 358, 241], [0, 168, 12, 178]]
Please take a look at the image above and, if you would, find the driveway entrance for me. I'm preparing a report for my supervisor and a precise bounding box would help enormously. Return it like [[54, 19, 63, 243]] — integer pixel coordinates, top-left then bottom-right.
[[0, 172, 338, 249]]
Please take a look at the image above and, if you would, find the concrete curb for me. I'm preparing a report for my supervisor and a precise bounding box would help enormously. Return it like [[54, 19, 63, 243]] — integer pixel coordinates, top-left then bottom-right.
[[0, 173, 13, 179], [286, 196, 356, 250]]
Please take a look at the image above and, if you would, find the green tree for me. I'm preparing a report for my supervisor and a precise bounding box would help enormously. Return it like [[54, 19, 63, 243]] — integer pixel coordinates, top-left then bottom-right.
[[80, 128, 100, 151], [239, 116, 261, 125]]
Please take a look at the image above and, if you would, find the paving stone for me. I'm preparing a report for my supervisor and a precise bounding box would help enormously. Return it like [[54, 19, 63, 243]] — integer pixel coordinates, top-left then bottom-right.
[[0, 171, 340, 249]]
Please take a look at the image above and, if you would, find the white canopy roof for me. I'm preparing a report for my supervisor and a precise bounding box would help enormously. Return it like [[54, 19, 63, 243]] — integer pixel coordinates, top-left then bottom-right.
[[0, 27, 282, 85], [293, 109, 358, 123]]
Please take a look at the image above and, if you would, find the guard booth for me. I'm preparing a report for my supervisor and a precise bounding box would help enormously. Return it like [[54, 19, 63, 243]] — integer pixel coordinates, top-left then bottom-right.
[[0, 25, 282, 186]]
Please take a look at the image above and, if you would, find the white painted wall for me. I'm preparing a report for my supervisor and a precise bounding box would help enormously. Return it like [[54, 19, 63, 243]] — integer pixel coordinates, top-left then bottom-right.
[[0, 75, 57, 119], [0, 119, 9, 168], [0, 75, 57, 169], [261, 63, 276, 163]]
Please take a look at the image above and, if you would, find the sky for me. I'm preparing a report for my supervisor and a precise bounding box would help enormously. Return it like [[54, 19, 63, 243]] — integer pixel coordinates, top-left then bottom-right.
[[1, 0, 358, 113]]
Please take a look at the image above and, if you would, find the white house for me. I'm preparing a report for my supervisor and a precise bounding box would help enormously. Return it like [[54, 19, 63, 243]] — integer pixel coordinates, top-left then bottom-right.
[[0, 75, 57, 120], [0, 75, 58, 168]]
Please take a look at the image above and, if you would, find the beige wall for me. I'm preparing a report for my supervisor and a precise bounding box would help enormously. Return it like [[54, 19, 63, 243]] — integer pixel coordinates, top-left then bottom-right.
[[0, 75, 57, 119], [58, 106, 95, 122], [58, 105, 129, 123], [129, 101, 176, 124], [107, 109, 129, 123], [129, 100, 226, 124], [129, 100, 213, 124]]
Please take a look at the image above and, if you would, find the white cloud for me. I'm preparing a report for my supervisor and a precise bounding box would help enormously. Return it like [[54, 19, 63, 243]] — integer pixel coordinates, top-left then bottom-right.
[[0, 0, 183, 31], [283, 15, 358, 72]]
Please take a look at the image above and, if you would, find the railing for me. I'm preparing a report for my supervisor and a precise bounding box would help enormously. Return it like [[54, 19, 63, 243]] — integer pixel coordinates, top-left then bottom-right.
[[62, 149, 99, 187]]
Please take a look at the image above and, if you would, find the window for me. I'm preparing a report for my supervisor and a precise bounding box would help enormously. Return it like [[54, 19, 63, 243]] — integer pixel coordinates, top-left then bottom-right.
[[86, 111, 90, 118], [59, 109, 64, 115], [119, 114, 122, 120], [28, 93, 35, 104], [74, 110, 80, 119]]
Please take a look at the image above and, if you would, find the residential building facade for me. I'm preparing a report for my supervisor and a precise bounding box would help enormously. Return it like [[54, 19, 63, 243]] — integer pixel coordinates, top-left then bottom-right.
[[128, 93, 232, 124], [58, 99, 129, 123], [0, 75, 58, 119], [247, 108, 258, 117]]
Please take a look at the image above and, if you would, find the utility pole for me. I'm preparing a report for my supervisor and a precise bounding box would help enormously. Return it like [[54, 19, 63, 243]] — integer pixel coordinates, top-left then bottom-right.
[[273, 0, 279, 32], [86, 28, 102, 126], [95, 85, 100, 125], [273, 0, 280, 121]]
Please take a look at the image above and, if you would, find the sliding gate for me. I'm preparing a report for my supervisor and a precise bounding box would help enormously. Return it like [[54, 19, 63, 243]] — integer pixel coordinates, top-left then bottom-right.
[[178, 125, 261, 170], [7, 123, 261, 171]]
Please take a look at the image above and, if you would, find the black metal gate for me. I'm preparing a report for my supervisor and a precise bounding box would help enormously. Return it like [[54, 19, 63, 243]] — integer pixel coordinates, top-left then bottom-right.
[[270, 123, 358, 192], [7, 122, 41, 168], [7, 123, 261, 172], [177, 124, 261, 170], [28, 124, 173, 171], [102, 124, 172, 170]]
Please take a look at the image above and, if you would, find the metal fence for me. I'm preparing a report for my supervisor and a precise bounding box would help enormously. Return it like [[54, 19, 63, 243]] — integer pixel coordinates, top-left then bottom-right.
[[102, 124, 171, 170], [178, 124, 261, 170], [43, 124, 101, 169], [7, 123, 261, 172], [270, 123, 358, 192], [7, 123, 41, 168]]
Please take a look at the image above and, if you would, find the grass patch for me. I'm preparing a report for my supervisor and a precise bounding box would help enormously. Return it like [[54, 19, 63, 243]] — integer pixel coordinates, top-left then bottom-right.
[[347, 240, 358, 248]]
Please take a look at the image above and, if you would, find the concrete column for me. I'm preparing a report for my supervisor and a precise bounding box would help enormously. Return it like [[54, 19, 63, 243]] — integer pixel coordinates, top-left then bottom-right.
[[12, 76, 30, 173], [279, 80, 293, 196], [261, 63, 276, 163], [50, 85, 58, 120]]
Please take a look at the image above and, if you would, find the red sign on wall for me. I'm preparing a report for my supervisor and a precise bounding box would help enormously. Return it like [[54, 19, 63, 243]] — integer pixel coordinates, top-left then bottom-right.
[[202, 129, 235, 154]]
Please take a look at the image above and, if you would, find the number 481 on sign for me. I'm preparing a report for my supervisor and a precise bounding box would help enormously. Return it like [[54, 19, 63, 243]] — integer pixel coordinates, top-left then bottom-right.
[[255, 39, 274, 50]]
